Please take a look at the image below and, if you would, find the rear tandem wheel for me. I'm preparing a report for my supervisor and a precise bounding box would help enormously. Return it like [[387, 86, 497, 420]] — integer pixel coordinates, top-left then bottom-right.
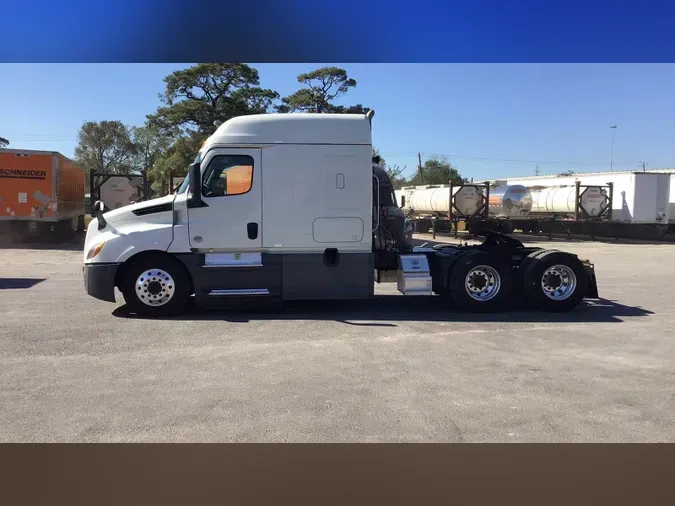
[[520, 250, 589, 312], [447, 250, 513, 312]]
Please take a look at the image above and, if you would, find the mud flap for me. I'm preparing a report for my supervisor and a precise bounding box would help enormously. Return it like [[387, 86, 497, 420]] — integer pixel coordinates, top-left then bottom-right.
[[583, 262, 599, 299]]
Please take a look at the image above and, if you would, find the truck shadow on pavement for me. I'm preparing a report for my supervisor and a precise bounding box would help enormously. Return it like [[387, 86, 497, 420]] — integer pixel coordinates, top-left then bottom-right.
[[0, 234, 84, 251], [0, 278, 47, 289], [112, 297, 652, 324], [513, 234, 675, 245], [413, 234, 675, 246]]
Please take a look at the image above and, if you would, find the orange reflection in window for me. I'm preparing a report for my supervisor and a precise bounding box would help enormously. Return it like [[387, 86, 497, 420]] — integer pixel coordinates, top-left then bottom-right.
[[224, 165, 253, 195]]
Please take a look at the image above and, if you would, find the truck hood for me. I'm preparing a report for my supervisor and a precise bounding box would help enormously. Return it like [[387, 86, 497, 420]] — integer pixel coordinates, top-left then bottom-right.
[[102, 194, 176, 225]]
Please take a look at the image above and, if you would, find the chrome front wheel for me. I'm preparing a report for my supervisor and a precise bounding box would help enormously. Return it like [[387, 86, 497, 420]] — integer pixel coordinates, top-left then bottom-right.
[[135, 269, 176, 307]]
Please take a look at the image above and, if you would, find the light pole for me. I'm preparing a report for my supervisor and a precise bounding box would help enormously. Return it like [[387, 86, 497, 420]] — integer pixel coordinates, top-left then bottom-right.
[[610, 125, 618, 171]]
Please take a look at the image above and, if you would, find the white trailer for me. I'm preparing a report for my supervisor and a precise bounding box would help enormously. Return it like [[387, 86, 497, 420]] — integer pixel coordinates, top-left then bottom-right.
[[83, 112, 599, 316], [498, 171, 671, 224], [454, 171, 673, 239]]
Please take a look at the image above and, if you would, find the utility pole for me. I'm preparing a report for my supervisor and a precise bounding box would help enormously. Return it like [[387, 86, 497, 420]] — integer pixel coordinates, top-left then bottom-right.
[[640, 161, 647, 172], [418, 153, 425, 183], [535, 165, 541, 176], [143, 136, 151, 200]]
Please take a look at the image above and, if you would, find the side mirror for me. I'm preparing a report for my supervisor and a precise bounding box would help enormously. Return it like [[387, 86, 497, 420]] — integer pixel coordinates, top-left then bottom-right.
[[93, 200, 108, 230], [188, 163, 202, 207], [401, 195, 406, 208]]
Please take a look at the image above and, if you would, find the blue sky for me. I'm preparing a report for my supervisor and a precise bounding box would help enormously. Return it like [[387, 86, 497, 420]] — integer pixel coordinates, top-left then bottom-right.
[[1, 64, 673, 180]]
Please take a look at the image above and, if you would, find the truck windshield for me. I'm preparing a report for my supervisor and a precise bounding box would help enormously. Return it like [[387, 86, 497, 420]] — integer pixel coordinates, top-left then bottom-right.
[[176, 175, 189, 194], [379, 185, 397, 207], [175, 152, 201, 194]]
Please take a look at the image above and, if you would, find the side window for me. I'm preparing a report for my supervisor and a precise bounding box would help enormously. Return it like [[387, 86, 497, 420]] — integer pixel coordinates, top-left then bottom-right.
[[202, 155, 254, 197]]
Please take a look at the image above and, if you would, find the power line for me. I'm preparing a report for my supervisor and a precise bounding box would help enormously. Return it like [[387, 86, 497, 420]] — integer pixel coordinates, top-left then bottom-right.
[[6, 136, 664, 171], [429, 153, 589, 166], [12, 133, 75, 137], [378, 151, 590, 166], [381, 151, 657, 170], [9, 138, 77, 142], [454, 156, 586, 166], [14, 138, 582, 166], [8, 133, 77, 140]]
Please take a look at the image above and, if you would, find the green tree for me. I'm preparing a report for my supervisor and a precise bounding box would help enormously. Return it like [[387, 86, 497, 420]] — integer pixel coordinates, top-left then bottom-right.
[[385, 163, 408, 189], [0, 137, 8, 148], [151, 131, 203, 195], [147, 63, 279, 192], [148, 63, 279, 136], [277, 67, 368, 113], [132, 123, 173, 196], [74, 120, 136, 176], [407, 156, 466, 186]]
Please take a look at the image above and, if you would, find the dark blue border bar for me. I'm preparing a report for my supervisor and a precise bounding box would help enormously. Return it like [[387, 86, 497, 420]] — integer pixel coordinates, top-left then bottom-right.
[[2, 0, 674, 62]]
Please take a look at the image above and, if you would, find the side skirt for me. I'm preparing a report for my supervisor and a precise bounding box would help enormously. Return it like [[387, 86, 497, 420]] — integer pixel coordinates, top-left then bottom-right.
[[174, 252, 281, 308], [174, 251, 374, 307]]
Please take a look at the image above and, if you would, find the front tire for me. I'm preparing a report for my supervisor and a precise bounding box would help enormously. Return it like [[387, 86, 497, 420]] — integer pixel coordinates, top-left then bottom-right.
[[522, 250, 588, 312], [448, 250, 513, 312], [120, 254, 191, 317]]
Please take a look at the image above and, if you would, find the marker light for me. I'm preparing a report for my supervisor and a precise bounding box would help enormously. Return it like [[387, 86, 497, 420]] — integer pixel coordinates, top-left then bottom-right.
[[86, 241, 106, 260]]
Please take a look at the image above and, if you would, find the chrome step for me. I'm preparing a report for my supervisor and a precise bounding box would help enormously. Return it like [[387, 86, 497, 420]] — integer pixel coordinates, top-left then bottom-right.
[[208, 288, 270, 296]]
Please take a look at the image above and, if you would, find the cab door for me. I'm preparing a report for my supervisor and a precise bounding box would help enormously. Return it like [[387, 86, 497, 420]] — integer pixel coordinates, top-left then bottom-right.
[[187, 148, 262, 251]]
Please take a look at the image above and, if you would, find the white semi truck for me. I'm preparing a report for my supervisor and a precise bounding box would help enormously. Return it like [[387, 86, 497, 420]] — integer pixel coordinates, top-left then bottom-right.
[[83, 111, 599, 316]]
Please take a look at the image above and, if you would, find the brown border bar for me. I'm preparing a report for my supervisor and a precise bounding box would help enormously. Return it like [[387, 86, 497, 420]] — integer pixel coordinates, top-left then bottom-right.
[[2, 444, 673, 505]]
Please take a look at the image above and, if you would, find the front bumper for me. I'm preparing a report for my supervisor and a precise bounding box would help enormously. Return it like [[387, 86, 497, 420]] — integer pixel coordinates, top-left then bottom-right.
[[83, 263, 119, 303]]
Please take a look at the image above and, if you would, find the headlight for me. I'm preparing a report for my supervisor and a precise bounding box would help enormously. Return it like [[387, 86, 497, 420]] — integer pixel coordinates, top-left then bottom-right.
[[86, 241, 106, 260]]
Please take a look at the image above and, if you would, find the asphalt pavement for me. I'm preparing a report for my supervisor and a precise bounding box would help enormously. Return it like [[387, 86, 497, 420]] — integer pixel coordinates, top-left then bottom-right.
[[1, 235, 673, 442]]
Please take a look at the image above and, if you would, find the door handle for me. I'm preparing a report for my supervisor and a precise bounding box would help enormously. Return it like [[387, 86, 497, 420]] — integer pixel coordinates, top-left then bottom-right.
[[247, 222, 258, 240]]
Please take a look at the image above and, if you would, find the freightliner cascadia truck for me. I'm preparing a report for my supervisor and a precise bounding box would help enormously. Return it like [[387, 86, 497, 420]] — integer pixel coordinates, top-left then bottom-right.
[[83, 111, 598, 316]]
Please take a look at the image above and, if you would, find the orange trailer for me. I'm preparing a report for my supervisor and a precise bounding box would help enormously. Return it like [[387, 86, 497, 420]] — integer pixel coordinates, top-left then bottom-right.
[[0, 148, 85, 237]]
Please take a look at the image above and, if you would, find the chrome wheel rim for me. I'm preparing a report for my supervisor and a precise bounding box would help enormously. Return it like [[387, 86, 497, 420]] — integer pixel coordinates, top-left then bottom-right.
[[464, 265, 501, 301], [135, 269, 175, 307], [541, 264, 577, 301]]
